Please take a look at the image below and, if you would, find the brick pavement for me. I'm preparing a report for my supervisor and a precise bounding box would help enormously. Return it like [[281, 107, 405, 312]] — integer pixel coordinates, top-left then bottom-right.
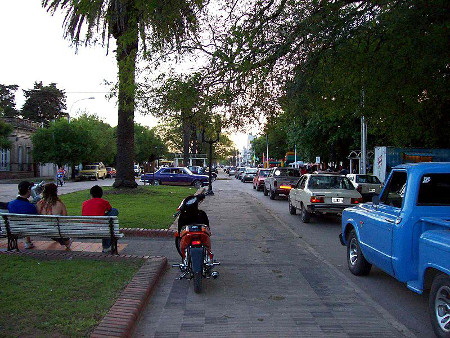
[[131, 187, 415, 337]]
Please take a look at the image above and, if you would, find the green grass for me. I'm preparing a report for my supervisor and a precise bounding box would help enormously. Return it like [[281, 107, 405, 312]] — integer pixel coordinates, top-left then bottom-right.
[[61, 185, 196, 229], [0, 255, 143, 337]]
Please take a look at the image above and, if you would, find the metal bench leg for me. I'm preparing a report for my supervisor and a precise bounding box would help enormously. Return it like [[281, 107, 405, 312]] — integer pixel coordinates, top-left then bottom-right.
[[8, 236, 19, 251], [111, 239, 118, 255]]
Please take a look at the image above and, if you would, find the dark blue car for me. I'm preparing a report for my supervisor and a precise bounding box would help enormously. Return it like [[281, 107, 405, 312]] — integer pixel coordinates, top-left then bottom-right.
[[140, 167, 209, 188]]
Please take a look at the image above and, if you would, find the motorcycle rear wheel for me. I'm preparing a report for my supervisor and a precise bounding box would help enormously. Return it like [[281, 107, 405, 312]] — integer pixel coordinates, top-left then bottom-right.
[[193, 272, 202, 293]]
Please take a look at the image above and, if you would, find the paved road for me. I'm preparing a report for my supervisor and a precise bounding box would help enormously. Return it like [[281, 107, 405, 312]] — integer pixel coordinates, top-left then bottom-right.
[[223, 173, 432, 337], [132, 176, 417, 337]]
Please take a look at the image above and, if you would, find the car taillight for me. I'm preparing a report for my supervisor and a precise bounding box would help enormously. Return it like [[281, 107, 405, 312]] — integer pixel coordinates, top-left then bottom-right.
[[356, 186, 362, 193], [310, 196, 324, 203], [351, 198, 363, 204], [280, 185, 292, 190], [192, 240, 202, 245]]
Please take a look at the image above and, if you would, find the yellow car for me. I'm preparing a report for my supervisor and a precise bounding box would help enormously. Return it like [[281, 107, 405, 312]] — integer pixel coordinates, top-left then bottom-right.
[[78, 163, 107, 181]]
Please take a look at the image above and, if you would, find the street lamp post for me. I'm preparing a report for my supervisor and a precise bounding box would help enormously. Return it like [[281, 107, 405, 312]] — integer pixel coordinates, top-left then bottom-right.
[[68, 97, 95, 122]]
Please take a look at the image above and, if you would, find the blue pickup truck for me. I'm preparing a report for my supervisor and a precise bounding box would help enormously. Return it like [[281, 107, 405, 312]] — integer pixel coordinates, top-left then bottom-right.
[[340, 162, 450, 337]]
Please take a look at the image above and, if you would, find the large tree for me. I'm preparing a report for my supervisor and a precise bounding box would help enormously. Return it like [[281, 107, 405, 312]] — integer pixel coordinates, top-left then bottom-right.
[[43, 0, 207, 188], [0, 119, 13, 149], [21, 81, 67, 125], [0, 84, 19, 118], [32, 116, 116, 176]]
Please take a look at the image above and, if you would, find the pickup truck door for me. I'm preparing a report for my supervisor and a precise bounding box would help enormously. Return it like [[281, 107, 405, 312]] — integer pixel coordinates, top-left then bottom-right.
[[359, 171, 407, 276]]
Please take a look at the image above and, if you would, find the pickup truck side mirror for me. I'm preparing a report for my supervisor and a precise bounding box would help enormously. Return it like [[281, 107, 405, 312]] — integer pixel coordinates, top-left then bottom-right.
[[372, 195, 380, 205]]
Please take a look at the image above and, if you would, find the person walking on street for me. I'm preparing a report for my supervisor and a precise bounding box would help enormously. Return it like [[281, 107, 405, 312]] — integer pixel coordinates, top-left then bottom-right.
[[57, 167, 65, 186], [7, 181, 37, 249], [36, 183, 72, 249], [82, 185, 118, 253]]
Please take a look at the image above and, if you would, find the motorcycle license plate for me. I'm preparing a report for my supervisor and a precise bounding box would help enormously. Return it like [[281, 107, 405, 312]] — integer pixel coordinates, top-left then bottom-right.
[[369, 188, 375, 193], [332, 197, 343, 203]]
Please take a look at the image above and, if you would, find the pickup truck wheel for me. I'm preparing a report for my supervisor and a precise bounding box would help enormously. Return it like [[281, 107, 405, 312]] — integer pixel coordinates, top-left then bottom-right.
[[263, 186, 269, 196], [288, 198, 296, 215], [300, 204, 311, 223], [347, 229, 372, 276], [429, 273, 450, 337], [269, 188, 276, 200]]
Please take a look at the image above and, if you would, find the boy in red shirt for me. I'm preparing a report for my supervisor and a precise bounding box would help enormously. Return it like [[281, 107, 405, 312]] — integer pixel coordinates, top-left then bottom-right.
[[82, 185, 118, 253]]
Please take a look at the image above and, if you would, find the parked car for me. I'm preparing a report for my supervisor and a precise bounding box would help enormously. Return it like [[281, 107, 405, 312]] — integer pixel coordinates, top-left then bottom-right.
[[241, 168, 258, 182], [253, 169, 271, 191], [340, 163, 450, 337], [288, 173, 362, 222], [140, 167, 208, 188], [78, 163, 108, 181], [134, 164, 141, 177], [106, 167, 116, 178], [346, 174, 383, 201], [264, 167, 302, 199]]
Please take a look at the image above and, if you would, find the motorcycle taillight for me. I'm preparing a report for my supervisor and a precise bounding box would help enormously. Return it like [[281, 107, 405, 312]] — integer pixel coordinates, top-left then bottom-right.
[[192, 240, 202, 245]]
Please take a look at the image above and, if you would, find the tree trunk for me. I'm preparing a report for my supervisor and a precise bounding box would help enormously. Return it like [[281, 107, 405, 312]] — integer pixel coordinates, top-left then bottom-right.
[[182, 116, 190, 167], [113, 27, 138, 188]]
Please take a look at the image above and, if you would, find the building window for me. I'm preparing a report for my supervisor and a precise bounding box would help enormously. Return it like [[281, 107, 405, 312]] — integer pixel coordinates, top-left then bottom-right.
[[18, 146, 23, 171], [26, 147, 32, 171], [0, 149, 10, 171]]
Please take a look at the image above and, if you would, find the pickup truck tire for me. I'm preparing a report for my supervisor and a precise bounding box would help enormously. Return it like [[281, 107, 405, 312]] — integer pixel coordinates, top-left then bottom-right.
[[347, 229, 372, 276], [429, 273, 450, 338], [300, 204, 311, 223], [269, 188, 276, 200], [288, 199, 296, 215], [263, 186, 269, 196]]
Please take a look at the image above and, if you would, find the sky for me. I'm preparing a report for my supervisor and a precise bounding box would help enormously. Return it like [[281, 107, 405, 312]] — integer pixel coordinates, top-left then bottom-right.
[[0, 1, 250, 150]]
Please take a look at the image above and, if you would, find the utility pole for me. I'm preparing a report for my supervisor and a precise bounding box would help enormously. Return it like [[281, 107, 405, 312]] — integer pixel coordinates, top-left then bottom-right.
[[266, 134, 269, 168], [202, 130, 220, 194], [361, 89, 367, 174]]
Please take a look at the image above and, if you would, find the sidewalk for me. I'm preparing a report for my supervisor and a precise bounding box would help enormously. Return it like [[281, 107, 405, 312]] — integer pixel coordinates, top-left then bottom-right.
[[127, 183, 414, 337]]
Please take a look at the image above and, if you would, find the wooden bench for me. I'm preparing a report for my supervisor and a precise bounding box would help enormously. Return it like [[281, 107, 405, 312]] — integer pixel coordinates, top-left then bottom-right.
[[0, 213, 123, 254]]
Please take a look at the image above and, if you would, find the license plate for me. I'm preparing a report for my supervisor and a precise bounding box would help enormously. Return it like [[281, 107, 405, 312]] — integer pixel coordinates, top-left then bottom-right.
[[332, 197, 343, 203], [369, 188, 375, 193]]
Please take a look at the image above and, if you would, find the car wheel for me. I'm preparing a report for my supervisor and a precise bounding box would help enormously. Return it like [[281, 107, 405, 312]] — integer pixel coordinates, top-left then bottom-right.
[[263, 185, 269, 196], [300, 203, 311, 223], [289, 198, 296, 215], [347, 229, 372, 276], [193, 180, 202, 189], [269, 188, 276, 200], [429, 273, 450, 338]]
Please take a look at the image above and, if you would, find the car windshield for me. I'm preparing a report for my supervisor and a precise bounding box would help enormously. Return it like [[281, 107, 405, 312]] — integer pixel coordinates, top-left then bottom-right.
[[356, 175, 381, 184], [84, 165, 97, 170], [259, 170, 270, 177], [308, 175, 355, 190], [246, 169, 258, 174], [274, 168, 301, 177]]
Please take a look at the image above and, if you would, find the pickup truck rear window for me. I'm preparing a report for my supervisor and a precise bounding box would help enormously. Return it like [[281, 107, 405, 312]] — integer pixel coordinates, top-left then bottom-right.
[[417, 174, 450, 206]]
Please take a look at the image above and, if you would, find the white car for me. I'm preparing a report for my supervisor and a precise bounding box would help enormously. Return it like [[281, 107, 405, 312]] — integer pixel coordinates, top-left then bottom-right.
[[346, 174, 383, 201], [288, 174, 363, 223]]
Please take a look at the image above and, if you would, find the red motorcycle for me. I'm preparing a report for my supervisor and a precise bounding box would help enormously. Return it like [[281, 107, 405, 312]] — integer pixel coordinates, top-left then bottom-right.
[[173, 192, 219, 293]]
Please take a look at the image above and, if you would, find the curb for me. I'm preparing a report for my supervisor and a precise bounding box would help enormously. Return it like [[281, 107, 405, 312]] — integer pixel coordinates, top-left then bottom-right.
[[120, 228, 175, 238], [91, 256, 168, 338]]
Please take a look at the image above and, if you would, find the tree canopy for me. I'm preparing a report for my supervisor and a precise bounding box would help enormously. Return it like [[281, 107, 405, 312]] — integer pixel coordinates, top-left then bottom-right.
[[0, 84, 19, 118], [21, 81, 67, 125], [0, 119, 13, 149]]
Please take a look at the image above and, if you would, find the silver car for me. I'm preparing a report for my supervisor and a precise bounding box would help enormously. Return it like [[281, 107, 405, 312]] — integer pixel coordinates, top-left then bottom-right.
[[346, 174, 383, 201], [288, 174, 363, 223]]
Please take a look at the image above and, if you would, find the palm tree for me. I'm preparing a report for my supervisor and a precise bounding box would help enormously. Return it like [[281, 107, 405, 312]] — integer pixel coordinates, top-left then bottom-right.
[[42, 0, 205, 188]]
